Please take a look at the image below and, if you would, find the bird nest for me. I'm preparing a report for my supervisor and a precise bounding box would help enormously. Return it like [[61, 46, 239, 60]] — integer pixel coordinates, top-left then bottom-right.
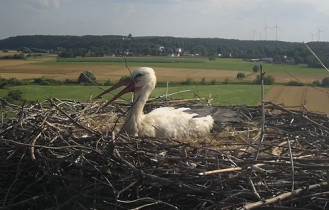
[[1, 98, 329, 209]]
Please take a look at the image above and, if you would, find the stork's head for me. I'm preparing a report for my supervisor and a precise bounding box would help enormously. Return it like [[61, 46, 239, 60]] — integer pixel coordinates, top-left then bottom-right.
[[96, 67, 156, 105], [131, 67, 156, 95]]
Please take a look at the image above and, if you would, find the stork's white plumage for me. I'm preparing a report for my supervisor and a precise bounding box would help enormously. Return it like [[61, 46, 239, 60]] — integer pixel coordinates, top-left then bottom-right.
[[97, 67, 214, 139]]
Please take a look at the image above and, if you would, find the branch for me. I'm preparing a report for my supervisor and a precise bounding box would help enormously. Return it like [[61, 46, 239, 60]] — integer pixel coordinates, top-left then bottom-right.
[[242, 181, 328, 209]]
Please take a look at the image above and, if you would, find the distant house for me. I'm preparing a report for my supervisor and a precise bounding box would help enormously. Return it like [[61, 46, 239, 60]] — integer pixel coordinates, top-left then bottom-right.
[[283, 57, 295, 65], [260, 57, 274, 63], [250, 57, 273, 63]]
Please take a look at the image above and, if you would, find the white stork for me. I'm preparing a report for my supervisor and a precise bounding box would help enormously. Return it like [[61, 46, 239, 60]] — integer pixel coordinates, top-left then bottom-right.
[[96, 67, 214, 139]]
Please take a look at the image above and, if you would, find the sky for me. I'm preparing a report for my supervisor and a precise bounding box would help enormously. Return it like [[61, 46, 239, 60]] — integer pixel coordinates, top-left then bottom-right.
[[1, 0, 329, 42]]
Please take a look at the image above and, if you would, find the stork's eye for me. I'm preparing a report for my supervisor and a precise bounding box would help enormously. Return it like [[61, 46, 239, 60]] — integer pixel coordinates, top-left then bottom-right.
[[134, 73, 144, 81]]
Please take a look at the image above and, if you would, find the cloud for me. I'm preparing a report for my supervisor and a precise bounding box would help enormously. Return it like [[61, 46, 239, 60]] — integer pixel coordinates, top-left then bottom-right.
[[32, 0, 60, 9]]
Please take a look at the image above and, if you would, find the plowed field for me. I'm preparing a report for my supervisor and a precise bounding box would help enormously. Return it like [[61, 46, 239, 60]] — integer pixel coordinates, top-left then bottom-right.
[[264, 86, 329, 115], [0, 60, 241, 82]]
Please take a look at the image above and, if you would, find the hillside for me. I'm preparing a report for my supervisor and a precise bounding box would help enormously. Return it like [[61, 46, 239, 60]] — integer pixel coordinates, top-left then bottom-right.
[[1, 35, 329, 68]]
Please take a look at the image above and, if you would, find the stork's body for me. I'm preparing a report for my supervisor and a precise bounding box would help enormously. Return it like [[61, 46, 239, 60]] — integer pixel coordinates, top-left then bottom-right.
[[97, 67, 214, 139]]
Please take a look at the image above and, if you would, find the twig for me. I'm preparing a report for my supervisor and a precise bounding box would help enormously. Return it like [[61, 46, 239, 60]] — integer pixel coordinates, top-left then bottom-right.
[[304, 42, 329, 73], [287, 138, 295, 204], [50, 98, 97, 134], [30, 131, 42, 160], [248, 177, 261, 200], [199, 164, 264, 176], [242, 181, 328, 209]]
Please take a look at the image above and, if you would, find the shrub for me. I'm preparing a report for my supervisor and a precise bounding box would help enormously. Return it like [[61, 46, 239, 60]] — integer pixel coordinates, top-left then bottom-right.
[[119, 76, 129, 82], [223, 78, 230, 84], [254, 75, 275, 85], [237, 73, 246, 79], [286, 80, 304, 86], [104, 80, 114, 86], [201, 77, 206, 85], [322, 77, 329, 87], [34, 77, 59, 85], [78, 71, 96, 85], [64, 79, 76, 84], [6, 90, 23, 101], [7, 78, 24, 86], [252, 65, 260, 72], [0, 79, 8, 88], [312, 80, 321, 86], [182, 78, 194, 85]]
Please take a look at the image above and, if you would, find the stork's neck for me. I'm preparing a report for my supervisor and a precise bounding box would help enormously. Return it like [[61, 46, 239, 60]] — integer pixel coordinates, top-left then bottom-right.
[[124, 87, 152, 135], [132, 89, 150, 118]]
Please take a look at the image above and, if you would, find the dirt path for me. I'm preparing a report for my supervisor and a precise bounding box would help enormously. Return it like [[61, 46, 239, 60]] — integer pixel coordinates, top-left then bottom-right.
[[265, 86, 329, 115]]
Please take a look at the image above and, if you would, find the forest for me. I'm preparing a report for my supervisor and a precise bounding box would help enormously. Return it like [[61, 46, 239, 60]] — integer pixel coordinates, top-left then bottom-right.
[[1, 35, 329, 68]]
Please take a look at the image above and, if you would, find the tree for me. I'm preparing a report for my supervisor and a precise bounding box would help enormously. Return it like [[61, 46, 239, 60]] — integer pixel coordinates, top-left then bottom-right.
[[252, 65, 259, 72], [254, 75, 275, 85], [236, 73, 246, 79], [78, 71, 96, 84], [6, 90, 23, 101]]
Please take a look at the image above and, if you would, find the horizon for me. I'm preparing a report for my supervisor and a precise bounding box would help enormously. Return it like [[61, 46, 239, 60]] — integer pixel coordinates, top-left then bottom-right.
[[1, 34, 325, 44], [1, 1, 329, 42]]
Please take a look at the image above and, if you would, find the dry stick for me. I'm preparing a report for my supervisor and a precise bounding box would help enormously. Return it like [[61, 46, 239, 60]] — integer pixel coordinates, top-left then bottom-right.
[[286, 138, 295, 207], [50, 99, 97, 134], [113, 149, 203, 192], [116, 181, 138, 199], [30, 131, 43, 160], [116, 197, 179, 210], [0, 195, 46, 210], [30, 113, 49, 160], [81, 71, 106, 91], [266, 102, 329, 133], [2, 153, 25, 208], [242, 181, 328, 210], [132, 202, 160, 210], [304, 42, 329, 73], [248, 178, 261, 200], [123, 55, 132, 74], [199, 163, 265, 176], [1, 138, 98, 152]]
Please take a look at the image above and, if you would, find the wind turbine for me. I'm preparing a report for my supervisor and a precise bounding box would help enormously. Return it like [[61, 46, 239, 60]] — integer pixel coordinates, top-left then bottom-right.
[[252, 30, 256, 41], [310, 33, 315, 42], [264, 24, 269, 40], [316, 27, 323, 42], [271, 24, 280, 41]]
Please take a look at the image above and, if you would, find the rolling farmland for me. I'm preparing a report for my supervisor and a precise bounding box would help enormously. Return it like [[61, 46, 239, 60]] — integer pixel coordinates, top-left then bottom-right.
[[0, 55, 328, 114]]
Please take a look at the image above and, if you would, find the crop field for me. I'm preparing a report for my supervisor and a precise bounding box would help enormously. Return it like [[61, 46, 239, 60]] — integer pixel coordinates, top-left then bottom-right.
[[264, 86, 329, 115], [0, 84, 269, 106], [0, 55, 329, 113], [0, 56, 328, 83]]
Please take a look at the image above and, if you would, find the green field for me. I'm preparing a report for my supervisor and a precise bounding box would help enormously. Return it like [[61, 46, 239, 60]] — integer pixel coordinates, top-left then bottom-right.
[[0, 84, 270, 106], [1, 55, 327, 107], [50, 56, 325, 74]]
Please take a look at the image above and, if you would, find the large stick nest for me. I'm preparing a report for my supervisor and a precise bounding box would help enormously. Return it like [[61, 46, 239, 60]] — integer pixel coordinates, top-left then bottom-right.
[[1, 98, 329, 210]]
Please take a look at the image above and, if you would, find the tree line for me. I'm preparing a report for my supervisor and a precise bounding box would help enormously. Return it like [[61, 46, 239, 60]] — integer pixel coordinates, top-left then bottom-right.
[[1, 35, 329, 67]]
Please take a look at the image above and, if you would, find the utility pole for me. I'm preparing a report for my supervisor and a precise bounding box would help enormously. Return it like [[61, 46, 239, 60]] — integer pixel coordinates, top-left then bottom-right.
[[256, 65, 265, 160]]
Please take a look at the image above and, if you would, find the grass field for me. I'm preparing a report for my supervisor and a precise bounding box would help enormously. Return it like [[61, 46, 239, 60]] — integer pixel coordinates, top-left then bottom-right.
[[0, 84, 270, 106], [47, 56, 326, 74]]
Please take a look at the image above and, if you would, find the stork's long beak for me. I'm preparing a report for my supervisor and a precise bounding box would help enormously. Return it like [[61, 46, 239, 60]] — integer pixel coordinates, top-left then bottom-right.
[[95, 78, 135, 107]]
